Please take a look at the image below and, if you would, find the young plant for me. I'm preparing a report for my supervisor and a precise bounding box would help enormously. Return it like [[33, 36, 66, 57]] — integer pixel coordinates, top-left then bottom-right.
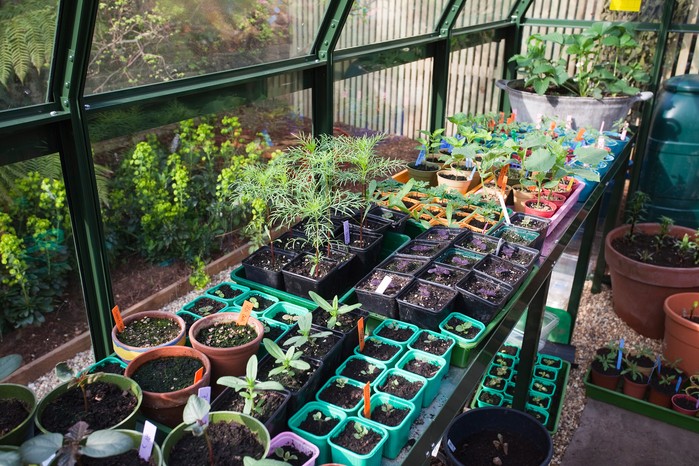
[[55, 362, 101, 412], [263, 338, 311, 378], [352, 421, 370, 440], [415, 128, 446, 159], [594, 351, 617, 372], [183, 395, 215, 466], [621, 358, 645, 382], [283, 312, 331, 348], [217, 355, 285, 416], [20, 421, 132, 466], [492, 432, 509, 466], [273, 447, 298, 462], [625, 191, 651, 240], [308, 291, 362, 330], [380, 402, 396, 415]]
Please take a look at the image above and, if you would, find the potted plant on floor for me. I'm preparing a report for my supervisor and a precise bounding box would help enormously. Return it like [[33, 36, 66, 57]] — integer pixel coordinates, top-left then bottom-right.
[[605, 192, 699, 339], [663, 293, 699, 375], [589, 341, 623, 390], [620, 357, 648, 399], [111, 310, 187, 363], [499, 21, 653, 128]]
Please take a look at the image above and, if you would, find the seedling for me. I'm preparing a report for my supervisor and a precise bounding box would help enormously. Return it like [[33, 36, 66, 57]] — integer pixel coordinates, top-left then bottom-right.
[[625, 191, 651, 240], [264, 338, 311, 378], [380, 403, 396, 415], [274, 447, 298, 462], [217, 355, 284, 416], [335, 377, 348, 389], [183, 395, 215, 466], [352, 422, 370, 440], [308, 291, 362, 330], [313, 411, 332, 423], [682, 300, 699, 322], [55, 362, 101, 412], [283, 312, 331, 348], [361, 364, 378, 377], [20, 421, 132, 466], [621, 358, 644, 382], [594, 351, 617, 372]]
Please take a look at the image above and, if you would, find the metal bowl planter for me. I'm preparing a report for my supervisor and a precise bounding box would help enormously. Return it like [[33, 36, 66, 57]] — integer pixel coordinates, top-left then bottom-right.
[[111, 310, 187, 363]]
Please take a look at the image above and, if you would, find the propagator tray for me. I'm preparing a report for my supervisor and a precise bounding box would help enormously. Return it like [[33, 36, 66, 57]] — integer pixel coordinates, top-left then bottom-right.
[[584, 369, 699, 433], [543, 179, 586, 235]]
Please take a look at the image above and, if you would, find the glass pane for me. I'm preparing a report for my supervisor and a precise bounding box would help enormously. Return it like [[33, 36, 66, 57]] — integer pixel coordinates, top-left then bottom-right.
[[0, 0, 59, 110], [527, 0, 679, 22], [0, 154, 88, 370], [334, 53, 432, 140], [86, 0, 327, 94], [336, 0, 449, 50], [455, 0, 517, 28]]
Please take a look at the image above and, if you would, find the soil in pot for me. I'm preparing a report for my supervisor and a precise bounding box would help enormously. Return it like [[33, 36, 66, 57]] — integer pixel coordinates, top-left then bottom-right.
[[195, 322, 258, 348], [489, 366, 512, 380], [464, 215, 497, 233], [211, 283, 247, 300], [478, 390, 503, 406], [398, 281, 454, 312], [168, 420, 265, 466], [459, 273, 510, 304], [360, 339, 400, 362], [269, 443, 312, 466], [474, 255, 527, 286], [441, 316, 481, 339], [258, 358, 316, 392], [370, 403, 410, 427], [0, 398, 29, 438], [510, 214, 549, 232], [279, 330, 342, 360], [356, 270, 412, 297], [245, 293, 278, 313], [379, 256, 429, 275], [497, 243, 538, 267], [178, 312, 198, 336], [410, 332, 454, 357], [416, 227, 464, 244], [39, 382, 138, 433], [188, 297, 227, 318], [214, 390, 287, 424], [331, 420, 383, 455], [397, 240, 445, 258], [312, 309, 361, 334], [244, 249, 295, 273], [87, 362, 125, 375], [284, 254, 337, 279], [437, 249, 483, 269], [493, 229, 534, 247], [117, 316, 181, 348], [261, 321, 286, 342], [455, 234, 500, 255], [673, 394, 699, 411], [531, 380, 555, 396], [403, 358, 440, 378], [611, 232, 698, 268], [374, 324, 415, 343], [378, 374, 424, 400], [418, 264, 468, 287], [298, 409, 341, 436], [451, 429, 547, 466], [498, 345, 519, 357], [130, 356, 203, 392], [483, 376, 507, 392], [338, 359, 384, 384], [318, 379, 363, 410]]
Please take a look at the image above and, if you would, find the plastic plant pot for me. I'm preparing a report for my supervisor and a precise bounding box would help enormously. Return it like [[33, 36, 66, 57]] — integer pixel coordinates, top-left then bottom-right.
[[526, 404, 550, 427], [353, 270, 414, 319], [492, 353, 518, 369], [671, 394, 699, 416], [415, 262, 470, 288], [434, 247, 484, 270], [475, 387, 505, 408], [0, 383, 36, 446], [316, 376, 367, 415], [374, 367, 428, 415], [358, 393, 415, 459], [473, 254, 529, 291], [261, 301, 309, 326], [233, 290, 280, 317], [281, 254, 345, 301], [528, 392, 552, 411], [205, 281, 250, 305], [488, 363, 513, 383], [268, 431, 320, 466], [407, 329, 456, 370], [367, 205, 410, 233], [395, 239, 448, 260], [375, 254, 430, 276], [414, 226, 467, 245], [372, 319, 419, 347], [288, 401, 347, 465], [258, 355, 324, 413], [530, 377, 557, 398], [346, 226, 384, 276], [350, 214, 393, 236], [396, 349, 447, 407], [534, 365, 559, 382], [180, 295, 228, 318], [508, 212, 551, 250], [439, 312, 486, 367], [496, 241, 540, 271], [328, 416, 388, 466], [83, 355, 127, 375], [455, 271, 513, 326], [242, 246, 298, 291], [354, 335, 405, 368], [395, 280, 458, 331], [335, 355, 387, 385], [111, 310, 187, 363], [491, 224, 541, 250], [537, 354, 564, 370], [278, 324, 345, 380], [211, 387, 291, 439]]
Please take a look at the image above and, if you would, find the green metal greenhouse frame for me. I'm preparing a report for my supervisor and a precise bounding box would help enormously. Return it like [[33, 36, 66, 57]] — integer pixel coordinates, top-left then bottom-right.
[[0, 0, 692, 361]]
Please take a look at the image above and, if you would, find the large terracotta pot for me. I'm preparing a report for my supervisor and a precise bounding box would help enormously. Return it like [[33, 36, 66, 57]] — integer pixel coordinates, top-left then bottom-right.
[[124, 346, 211, 428], [663, 292, 699, 375], [605, 223, 699, 339], [189, 313, 264, 391]]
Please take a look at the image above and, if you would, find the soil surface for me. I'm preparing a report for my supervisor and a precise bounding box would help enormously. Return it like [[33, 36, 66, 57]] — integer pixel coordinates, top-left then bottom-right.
[[130, 356, 203, 392], [0, 398, 29, 436], [311, 309, 361, 334], [399, 281, 455, 312], [417, 227, 464, 244], [404, 358, 440, 378], [379, 256, 429, 275], [298, 409, 340, 436], [398, 241, 445, 258], [460, 274, 509, 304], [497, 243, 537, 267], [611, 233, 698, 268], [213, 389, 286, 424], [410, 331, 453, 357], [194, 322, 258, 348], [442, 317, 479, 340], [269, 443, 312, 466], [419, 264, 468, 287], [210, 283, 247, 300], [375, 324, 415, 343], [279, 330, 340, 360], [379, 373, 423, 400], [360, 339, 400, 362], [187, 297, 227, 317], [370, 403, 410, 427], [338, 358, 384, 384], [82, 450, 155, 466], [258, 358, 316, 392], [87, 362, 125, 375], [474, 255, 527, 286], [331, 420, 383, 455], [318, 379, 363, 410], [356, 270, 411, 296], [437, 249, 482, 269], [117, 316, 181, 347], [455, 234, 500, 254], [451, 429, 548, 466], [244, 248, 295, 273]]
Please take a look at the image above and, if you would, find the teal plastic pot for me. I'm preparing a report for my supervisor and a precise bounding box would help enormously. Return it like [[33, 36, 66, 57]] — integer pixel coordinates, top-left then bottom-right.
[[81, 355, 127, 375], [526, 404, 550, 427], [537, 354, 564, 370], [205, 281, 250, 305], [487, 362, 514, 382], [407, 329, 455, 369], [375, 367, 427, 418], [475, 387, 504, 408], [336, 355, 387, 385], [530, 378, 557, 398], [234, 290, 281, 317], [354, 335, 404, 368], [492, 353, 518, 369], [181, 295, 228, 317], [0, 384, 36, 446], [396, 350, 447, 407], [528, 392, 552, 411], [439, 312, 486, 367], [328, 416, 388, 466], [533, 365, 559, 383], [372, 319, 419, 347], [162, 411, 270, 464], [316, 376, 367, 414], [358, 393, 415, 459], [261, 301, 309, 324], [288, 401, 347, 465]]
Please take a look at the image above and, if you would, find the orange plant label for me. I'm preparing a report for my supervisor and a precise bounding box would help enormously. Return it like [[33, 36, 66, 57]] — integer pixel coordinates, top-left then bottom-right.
[[363, 382, 371, 419], [575, 128, 586, 141], [238, 301, 253, 326], [549, 121, 557, 131], [112, 305, 125, 332], [499, 112, 505, 124], [497, 166, 508, 190], [358, 317, 365, 352], [194, 367, 204, 384]]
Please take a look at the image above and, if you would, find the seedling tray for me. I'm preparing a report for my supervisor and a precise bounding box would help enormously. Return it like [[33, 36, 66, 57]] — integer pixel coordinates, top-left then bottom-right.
[[584, 369, 699, 433], [543, 179, 585, 235], [229, 266, 317, 309]]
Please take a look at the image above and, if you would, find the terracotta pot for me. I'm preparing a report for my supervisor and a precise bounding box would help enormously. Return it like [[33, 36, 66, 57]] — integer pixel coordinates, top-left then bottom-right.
[[555, 177, 580, 199], [512, 185, 537, 212], [524, 199, 557, 219], [663, 292, 699, 375], [589, 368, 621, 391], [542, 191, 566, 208], [621, 375, 648, 399], [671, 394, 699, 416], [124, 346, 211, 428], [605, 224, 699, 339], [647, 384, 673, 408], [112, 310, 187, 362], [189, 313, 264, 392], [436, 169, 481, 194]]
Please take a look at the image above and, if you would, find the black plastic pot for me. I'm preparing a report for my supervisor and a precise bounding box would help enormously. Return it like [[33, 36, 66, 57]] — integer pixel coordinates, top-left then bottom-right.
[[346, 226, 384, 275], [354, 270, 414, 319], [258, 355, 324, 413], [395, 279, 458, 331], [242, 246, 298, 290], [455, 271, 513, 326], [443, 407, 553, 466], [278, 324, 345, 380], [368, 205, 410, 233], [395, 239, 448, 260], [281, 254, 343, 300], [272, 231, 309, 254], [491, 224, 542, 251], [496, 242, 541, 271], [211, 388, 291, 439], [473, 254, 529, 291], [508, 212, 551, 250], [415, 262, 469, 288], [414, 226, 468, 246], [311, 308, 368, 361], [350, 214, 393, 235], [375, 254, 430, 276]]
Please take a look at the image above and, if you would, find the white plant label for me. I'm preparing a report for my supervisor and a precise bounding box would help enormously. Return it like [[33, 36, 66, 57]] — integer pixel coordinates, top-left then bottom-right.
[[375, 275, 393, 295], [496, 192, 511, 225], [139, 421, 157, 461]]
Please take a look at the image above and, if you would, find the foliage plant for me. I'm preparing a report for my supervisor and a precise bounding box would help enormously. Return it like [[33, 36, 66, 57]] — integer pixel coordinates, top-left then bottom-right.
[[56, 362, 102, 412], [217, 355, 284, 416], [283, 312, 331, 348], [509, 22, 650, 98], [183, 394, 215, 466], [263, 338, 311, 378], [308, 291, 362, 330]]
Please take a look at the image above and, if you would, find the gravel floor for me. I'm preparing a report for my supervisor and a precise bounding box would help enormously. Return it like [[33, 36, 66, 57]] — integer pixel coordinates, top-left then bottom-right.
[[28, 271, 659, 465]]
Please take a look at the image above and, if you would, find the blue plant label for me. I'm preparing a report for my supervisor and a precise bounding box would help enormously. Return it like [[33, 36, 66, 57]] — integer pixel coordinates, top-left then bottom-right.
[[343, 220, 350, 244], [676, 376, 682, 393], [198, 386, 211, 424], [261, 129, 273, 147], [616, 338, 625, 370], [415, 150, 426, 166], [656, 354, 662, 375], [139, 421, 157, 461]]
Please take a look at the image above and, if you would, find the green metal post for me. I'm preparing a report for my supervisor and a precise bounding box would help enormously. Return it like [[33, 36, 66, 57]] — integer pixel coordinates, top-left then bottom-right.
[[500, 0, 535, 111], [51, 0, 113, 360]]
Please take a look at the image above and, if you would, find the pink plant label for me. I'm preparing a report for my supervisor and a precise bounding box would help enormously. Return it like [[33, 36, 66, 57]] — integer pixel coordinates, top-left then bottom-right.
[[139, 421, 157, 461]]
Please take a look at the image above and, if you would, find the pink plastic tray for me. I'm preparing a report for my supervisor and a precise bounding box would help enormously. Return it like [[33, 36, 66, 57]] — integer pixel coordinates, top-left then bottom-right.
[[545, 180, 586, 236]]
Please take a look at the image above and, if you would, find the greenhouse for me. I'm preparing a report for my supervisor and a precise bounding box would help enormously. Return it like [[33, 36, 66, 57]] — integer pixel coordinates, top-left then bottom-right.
[[1, 0, 699, 464]]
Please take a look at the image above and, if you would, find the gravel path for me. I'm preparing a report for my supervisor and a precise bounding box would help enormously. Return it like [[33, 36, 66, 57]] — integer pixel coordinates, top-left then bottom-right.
[[28, 272, 657, 465]]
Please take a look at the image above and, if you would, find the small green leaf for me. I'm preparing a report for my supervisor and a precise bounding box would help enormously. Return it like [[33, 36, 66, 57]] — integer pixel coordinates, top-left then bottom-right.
[[183, 395, 210, 425], [20, 433, 63, 463], [55, 362, 74, 382]]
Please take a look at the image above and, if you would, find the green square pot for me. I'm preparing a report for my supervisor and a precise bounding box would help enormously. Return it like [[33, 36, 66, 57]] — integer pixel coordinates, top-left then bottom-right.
[[530, 377, 557, 398], [205, 281, 250, 305], [328, 416, 388, 466], [407, 329, 455, 370], [526, 404, 550, 426], [439, 313, 486, 367], [537, 354, 564, 370], [181, 295, 228, 318], [234, 290, 280, 317], [262, 301, 309, 325], [336, 355, 387, 386], [354, 336, 404, 368], [396, 349, 447, 407], [288, 401, 347, 465], [372, 319, 419, 347], [357, 393, 415, 459], [316, 376, 368, 414], [533, 365, 559, 383], [475, 387, 505, 408], [374, 367, 428, 417]]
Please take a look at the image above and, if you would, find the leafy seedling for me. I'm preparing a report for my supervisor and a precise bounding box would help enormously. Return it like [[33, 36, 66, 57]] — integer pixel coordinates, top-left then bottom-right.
[[264, 338, 311, 378], [308, 291, 362, 330], [55, 362, 101, 412], [284, 312, 331, 348], [217, 355, 284, 416]]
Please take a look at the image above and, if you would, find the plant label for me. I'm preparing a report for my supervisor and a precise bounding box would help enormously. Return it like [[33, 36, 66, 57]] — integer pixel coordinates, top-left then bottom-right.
[[198, 386, 211, 424], [676, 376, 682, 393], [535, 114, 542, 130], [194, 367, 205, 384], [447, 438, 456, 452], [499, 112, 504, 124], [415, 150, 426, 166], [496, 193, 511, 225], [343, 220, 350, 245], [566, 177, 575, 192], [363, 382, 371, 419], [575, 128, 586, 141], [112, 305, 125, 332], [358, 317, 366, 352], [375, 275, 393, 295], [596, 136, 606, 150], [616, 338, 624, 370], [497, 166, 508, 191], [695, 396, 699, 409], [565, 115, 572, 130], [139, 421, 157, 461], [620, 122, 629, 141], [549, 121, 556, 131], [495, 237, 505, 256], [238, 301, 253, 325], [656, 354, 662, 375]]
